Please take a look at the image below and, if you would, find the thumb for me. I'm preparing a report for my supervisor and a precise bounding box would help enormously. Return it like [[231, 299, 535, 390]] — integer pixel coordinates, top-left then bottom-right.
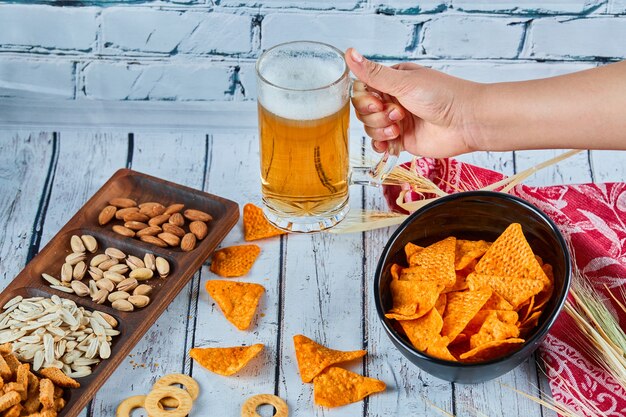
[[345, 48, 410, 97]]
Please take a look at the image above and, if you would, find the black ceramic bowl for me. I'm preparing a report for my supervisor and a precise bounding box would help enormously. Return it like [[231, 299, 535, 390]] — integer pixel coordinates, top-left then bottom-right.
[[374, 191, 571, 384]]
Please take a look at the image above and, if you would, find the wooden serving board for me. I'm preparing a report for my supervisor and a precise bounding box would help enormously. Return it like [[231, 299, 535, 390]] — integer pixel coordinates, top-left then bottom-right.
[[0, 168, 239, 417]]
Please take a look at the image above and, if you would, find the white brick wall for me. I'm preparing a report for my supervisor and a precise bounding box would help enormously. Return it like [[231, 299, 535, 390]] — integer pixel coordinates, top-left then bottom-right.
[[0, 1, 623, 102]]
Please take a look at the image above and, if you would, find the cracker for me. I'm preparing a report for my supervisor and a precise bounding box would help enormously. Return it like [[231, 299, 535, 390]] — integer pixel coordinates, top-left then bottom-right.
[[38, 368, 80, 389], [241, 394, 288, 417], [145, 387, 193, 417], [153, 374, 199, 408], [38, 379, 54, 409]]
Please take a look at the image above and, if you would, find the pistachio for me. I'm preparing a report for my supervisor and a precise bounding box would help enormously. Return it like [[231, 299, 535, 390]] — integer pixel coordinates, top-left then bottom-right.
[[65, 252, 87, 266], [117, 278, 138, 292], [71, 280, 90, 297], [103, 271, 125, 284], [126, 255, 145, 270], [112, 299, 134, 312], [90, 254, 109, 267], [108, 264, 129, 275], [81, 235, 98, 253], [105, 247, 126, 260], [129, 268, 153, 281], [107, 291, 130, 303], [73, 261, 87, 280], [71, 235, 86, 253], [128, 295, 150, 308], [89, 266, 104, 280], [133, 284, 153, 296], [91, 289, 109, 304], [144, 253, 156, 271], [96, 278, 115, 292], [98, 258, 119, 271], [155, 257, 170, 278], [88, 280, 99, 297], [61, 263, 73, 283]]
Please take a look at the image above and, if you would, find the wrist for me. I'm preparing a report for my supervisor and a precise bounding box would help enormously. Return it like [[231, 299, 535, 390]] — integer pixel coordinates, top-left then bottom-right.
[[460, 82, 493, 153]]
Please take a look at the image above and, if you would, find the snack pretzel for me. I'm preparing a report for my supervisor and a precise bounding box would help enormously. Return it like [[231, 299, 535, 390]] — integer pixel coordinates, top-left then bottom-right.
[[115, 395, 147, 417], [241, 394, 289, 417], [145, 387, 193, 417], [152, 373, 199, 408]]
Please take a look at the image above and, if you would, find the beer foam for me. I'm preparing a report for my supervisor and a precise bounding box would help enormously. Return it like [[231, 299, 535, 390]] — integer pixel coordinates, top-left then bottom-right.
[[259, 56, 347, 120]]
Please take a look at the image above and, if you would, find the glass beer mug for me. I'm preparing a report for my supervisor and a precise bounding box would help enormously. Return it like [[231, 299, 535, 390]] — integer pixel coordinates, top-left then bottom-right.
[[256, 41, 397, 233]]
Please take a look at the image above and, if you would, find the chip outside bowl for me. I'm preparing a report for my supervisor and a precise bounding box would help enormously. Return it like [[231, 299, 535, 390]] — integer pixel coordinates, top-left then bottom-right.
[[374, 191, 571, 384]]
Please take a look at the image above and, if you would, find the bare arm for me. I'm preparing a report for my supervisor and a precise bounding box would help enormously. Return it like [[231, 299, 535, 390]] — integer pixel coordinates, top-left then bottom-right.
[[346, 48, 626, 158], [474, 61, 626, 152]]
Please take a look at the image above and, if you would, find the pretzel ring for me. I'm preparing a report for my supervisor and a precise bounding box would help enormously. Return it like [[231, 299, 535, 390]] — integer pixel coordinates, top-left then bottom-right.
[[116, 395, 147, 417], [241, 394, 289, 417], [153, 373, 200, 408], [145, 387, 193, 417]]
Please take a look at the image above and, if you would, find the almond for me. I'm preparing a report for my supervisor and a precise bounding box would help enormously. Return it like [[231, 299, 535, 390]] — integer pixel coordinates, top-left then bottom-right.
[[136, 226, 162, 237], [115, 207, 139, 220], [162, 223, 185, 238], [164, 203, 185, 215], [112, 225, 135, 238], [158, 232, 180, 247], [139, 235, 168, 248], [184, 209, 213, 222], [109, 198, 137, 208], [123, 211, 150, 223], [168, 213, 185, 227], [124, 221, 149, 231], [181, 233, 196, 252], [140, 203, 166, 218], [189, 221, 208, 240], [148, 214, 170, 227], [98, 206, 117, 225]]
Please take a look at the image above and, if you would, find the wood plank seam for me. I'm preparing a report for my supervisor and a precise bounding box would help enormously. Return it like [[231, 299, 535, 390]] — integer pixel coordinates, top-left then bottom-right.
[[26, 132, 59, 262]]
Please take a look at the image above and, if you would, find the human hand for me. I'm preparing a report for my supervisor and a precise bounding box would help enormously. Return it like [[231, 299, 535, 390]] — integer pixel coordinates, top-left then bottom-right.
[[345, 48, 484, 158]]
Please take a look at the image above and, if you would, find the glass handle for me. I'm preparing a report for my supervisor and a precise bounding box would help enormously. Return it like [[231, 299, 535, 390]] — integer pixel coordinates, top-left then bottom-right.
[[350, 140, 400, 187]]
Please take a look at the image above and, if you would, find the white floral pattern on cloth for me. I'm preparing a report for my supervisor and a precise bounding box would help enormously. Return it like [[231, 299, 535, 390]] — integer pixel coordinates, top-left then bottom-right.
[[383, 158, 626, 416]]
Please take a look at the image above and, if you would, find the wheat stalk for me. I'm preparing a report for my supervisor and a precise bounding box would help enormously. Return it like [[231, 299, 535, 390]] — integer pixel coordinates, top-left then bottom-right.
[[334, 150, 581, 234]]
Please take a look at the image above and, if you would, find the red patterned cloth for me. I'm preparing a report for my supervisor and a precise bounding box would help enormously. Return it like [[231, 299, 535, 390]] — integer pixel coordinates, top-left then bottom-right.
[[382, 158, 626, 416]]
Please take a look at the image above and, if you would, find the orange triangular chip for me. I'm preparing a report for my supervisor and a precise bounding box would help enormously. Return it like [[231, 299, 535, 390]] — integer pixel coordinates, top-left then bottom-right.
[[313, 367, 385, 407], [467, 273, 544, 309], [406, 237, 456, 286], [293, 335, 366, 383], [385, 279, 444, 320], [398, 308, 443, 352], [425, 336, 456, 361], [210, 244, 261, 277], [404, 242, 423, 262], [482, 291, 514, 311], [189, 344, 264, 376], [442, 272, 469, 294], [435, 293, 447, 316], [441, 287, 492, 342], [464, 310, 518, 336], [455, 240, 491, 270], [243, 203, 286, 241], [459, 338, 525, 362], [205, 280, 265, 330], [474, 223, 549, 286], [469, 312, 520, 349]]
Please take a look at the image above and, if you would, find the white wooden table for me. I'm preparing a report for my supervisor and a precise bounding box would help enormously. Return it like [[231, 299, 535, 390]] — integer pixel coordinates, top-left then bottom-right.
[[1, 127, 624, 417]]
